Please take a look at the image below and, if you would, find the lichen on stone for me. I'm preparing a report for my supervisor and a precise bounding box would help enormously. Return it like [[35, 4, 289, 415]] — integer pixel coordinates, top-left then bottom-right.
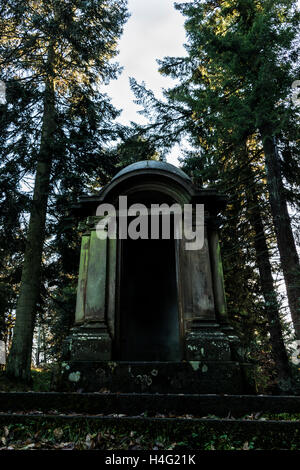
[[187, 344, 197, 351], [68, 371, 81, 382], [108, 361, 117, 372]]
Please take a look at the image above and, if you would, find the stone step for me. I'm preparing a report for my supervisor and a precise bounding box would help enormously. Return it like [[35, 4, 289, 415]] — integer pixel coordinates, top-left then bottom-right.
[[0, 392, 300, 417], [0, 413, 299, 450]]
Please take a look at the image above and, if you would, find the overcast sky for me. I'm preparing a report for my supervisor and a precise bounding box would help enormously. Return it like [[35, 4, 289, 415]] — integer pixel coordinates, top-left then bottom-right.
[[105, 0, 300, 166], [105, 0, 191, 165]]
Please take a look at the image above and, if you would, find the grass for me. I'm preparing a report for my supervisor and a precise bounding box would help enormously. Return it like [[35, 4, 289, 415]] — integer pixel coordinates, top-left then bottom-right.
[[0, 419, 299, 450], [0, 369, 52, 392]]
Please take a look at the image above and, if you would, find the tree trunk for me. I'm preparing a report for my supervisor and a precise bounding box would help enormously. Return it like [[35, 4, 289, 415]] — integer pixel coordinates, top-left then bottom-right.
[[42, 326, 47, 364], [245, 164, 291, 384], [259, 126, 300, 343], [36, 325, 41, 367], [6, 45, 56, 383]]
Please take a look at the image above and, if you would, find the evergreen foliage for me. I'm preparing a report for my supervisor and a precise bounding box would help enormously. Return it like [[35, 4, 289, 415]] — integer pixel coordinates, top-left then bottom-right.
[[129, 0, 300, 389], [0, 0, 129, 381]]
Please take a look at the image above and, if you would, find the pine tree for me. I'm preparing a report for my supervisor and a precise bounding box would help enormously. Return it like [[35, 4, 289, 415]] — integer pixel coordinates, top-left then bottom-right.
[[172, 0, 300, 340], [128, 0, 300, 386], [1, 0, 128, 382], [0, 80, 32, 352]]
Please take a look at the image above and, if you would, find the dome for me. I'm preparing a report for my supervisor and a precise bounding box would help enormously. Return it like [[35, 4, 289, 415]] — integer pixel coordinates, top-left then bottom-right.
[[111, 160, 191, 182]]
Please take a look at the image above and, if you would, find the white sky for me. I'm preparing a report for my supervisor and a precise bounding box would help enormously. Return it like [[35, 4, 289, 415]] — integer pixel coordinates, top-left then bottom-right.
[[105, 0, 191, 165]]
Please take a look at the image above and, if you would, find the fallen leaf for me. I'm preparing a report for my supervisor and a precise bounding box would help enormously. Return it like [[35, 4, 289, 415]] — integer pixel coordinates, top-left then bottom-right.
[[53, 428, 64, 440], [85, 433, 95, 450], [20, 443, 36, 450], [243, 441, 250, 450]]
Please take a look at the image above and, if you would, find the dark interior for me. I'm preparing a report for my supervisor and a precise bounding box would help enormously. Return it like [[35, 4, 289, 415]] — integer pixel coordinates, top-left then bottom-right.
[[119, 217, 181, 361]]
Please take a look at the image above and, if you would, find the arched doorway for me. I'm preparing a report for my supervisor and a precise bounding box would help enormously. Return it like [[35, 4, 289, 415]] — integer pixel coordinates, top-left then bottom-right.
[[115, 191, 182, 361]]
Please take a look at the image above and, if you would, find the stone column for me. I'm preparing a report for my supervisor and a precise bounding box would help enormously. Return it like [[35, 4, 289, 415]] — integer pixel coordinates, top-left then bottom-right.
[[179, 211, 231, 362], [207, 217, 244, 360], [179, 225, 216, 325], [67, 217, 113, 361], [85, 228, 107, 323], [74, 234, 90, 325], [107, 237, 117, 340], [208, 217, 229, 325]]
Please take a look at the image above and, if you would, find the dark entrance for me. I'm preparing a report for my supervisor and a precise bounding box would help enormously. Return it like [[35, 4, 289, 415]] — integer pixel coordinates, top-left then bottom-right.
[[119, 233, 181, 361]]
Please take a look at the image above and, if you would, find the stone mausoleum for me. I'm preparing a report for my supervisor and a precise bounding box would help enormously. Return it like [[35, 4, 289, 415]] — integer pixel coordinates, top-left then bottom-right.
[[61, 161, 254, 393]]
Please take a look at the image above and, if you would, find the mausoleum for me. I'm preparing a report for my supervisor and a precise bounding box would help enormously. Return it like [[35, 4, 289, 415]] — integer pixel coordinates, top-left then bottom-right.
[[62, 161, 254, 393]]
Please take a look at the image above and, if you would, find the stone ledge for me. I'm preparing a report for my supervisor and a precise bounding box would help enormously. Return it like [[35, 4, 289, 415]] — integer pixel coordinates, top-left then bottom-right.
[[1, 392, 300, 416], [58, 361, 256, 394]]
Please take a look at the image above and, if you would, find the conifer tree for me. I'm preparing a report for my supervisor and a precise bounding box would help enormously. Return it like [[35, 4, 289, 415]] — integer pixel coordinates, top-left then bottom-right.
[[170, 0, 300, 341], [129, 0, 300, 385], [0, 0, 128, 382]]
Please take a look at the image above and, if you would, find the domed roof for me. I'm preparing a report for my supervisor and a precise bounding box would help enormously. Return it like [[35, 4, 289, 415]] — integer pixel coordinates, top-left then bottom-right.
[[111, 160, 191, 182]]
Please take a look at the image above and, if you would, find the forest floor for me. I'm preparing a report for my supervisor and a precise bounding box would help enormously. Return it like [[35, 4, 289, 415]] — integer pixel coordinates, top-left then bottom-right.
[[0, 413, 300, 450]]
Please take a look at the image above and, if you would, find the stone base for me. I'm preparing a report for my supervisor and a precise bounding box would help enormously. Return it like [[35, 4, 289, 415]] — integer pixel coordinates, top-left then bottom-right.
[[58, 323, 256, 394], [63, 325, 112, 362], [58, 361, 256, 394], [185, 324, 232, 361]]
